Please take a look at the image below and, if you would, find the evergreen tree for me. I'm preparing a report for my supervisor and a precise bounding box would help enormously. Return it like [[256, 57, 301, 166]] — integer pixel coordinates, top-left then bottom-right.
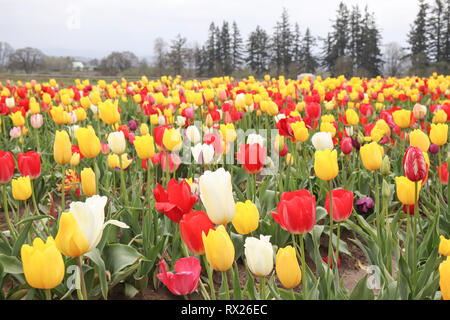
[[220, 21, 233, 75], [247, 26, 270, 75], [428, 0, 446, 62], [358, 8, 383, 76], [322, 2, 351, 76], [231, 21, 244, 71], [349, 5, 363, 74], [206, 22, 216, 76], [214, 26, 223, 74], [444, 0, 450, 62], [407, 0, 430, 70], [271, 21, 283, 75], [300, 28, 318, 73], [193, 44, 205, 77]]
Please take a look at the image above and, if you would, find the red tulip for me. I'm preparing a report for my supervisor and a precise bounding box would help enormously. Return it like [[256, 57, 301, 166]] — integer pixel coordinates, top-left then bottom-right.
[[340, 137, 353, 155], [157, 257, 201, 296], [236, 143, 267, 174], [305, 102, 321, 120], [17, 151, 41, 180], [322, 254, 341, 269], [437, 163, 448, 185], [325, 189, 354, 222], [180, 211, 215, 255], [154, 179, 198, 223], [271, 189, 316, 234], [0, 151, 15, 184], [153, 125, 172, 148], [403, 146, 427, 182]]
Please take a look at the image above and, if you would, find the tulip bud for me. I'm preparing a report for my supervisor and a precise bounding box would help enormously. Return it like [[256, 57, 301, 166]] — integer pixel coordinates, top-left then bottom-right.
[[429, 143, 439, 154], [340, 137, 353, 154], [381, 155, 390, 176], [275, 245, 301, 289], [357, 131, 365, 145], [403, 146, 427, 182], [53, 130, 72, 165], [382, 179, 391, 199], [10, 127, 21, 138], [81, 167, 96, 196], [70, 153, 80, 167], [205, 114, 213, 128]]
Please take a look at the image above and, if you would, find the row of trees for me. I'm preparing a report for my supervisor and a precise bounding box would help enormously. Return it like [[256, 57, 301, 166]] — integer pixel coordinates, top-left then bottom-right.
[[1, 1, 449, 77]]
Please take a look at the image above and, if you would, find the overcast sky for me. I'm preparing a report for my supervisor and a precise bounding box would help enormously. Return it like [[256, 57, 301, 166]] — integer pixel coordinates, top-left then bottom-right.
[[0, 0, 419, 60]]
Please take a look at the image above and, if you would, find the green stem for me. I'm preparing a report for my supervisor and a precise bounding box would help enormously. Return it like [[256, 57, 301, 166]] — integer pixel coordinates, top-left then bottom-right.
[[327, 180, 334, 270], [3, 184, 16, 240], [77, 256, 88, 300], [299, 233, 307, 299], [260, 276, 266, 300], [413, 181, 419, 285], [222, 271, 230, 300], [45, 289, 52, 300], [336, 223, 341, 262], [203, 255, 216, 300], [119, 156, 128, 205], [93, 156, 99, 195], [146, 160, 153, 243], [290, 288, 296, 300], [165, 151, 170, 188], [34, 127, 40, 153], [61, 164, 66, 212]]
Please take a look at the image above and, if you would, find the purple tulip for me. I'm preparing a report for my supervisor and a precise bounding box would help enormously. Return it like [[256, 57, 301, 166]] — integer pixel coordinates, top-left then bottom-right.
[[351, 137, 360, 151], [429, 143, 439, 154], [128, 120, 138, 131], [355, 197, 375, 214]]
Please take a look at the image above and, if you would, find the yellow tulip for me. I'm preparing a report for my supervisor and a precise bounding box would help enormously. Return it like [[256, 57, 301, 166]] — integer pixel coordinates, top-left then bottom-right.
[[392, 109, 411, 129], [232, 200, 259, 235], [70, 153, 80, 167], [162, 128, 182, 151], [433, 109, 447, 124], [439, 256, 450, 300], [275, 245, 301, 289], [360, 142, 384, 171], [9, 111, 25, 127], [140, 123, 150, 136], [75, 126, 101, 158], [107, 153, 133, 170], [53, 130, 72, 165], [150, 114, 159, 125], [409, 129, 430, 152], [50, 105, 70, 125], [12, 176, 32, 200], [314, 149, 339, 181], [55, 211, 89, 257], [29, 99, 40, 114], [74, 107, 87, 122], [220, 123, 237, 142], [439, 236, 450, 256], [320, 121, 336, 137], [21, 237, 65, 289], [430, 123, 448, 146], [134, 134, 155, 160], [98, 100, 120, 125], [395, 176, 421, 205], [202, 225, 235, 271], [81, 167, 96, 196], [291, 121, 309, 142]]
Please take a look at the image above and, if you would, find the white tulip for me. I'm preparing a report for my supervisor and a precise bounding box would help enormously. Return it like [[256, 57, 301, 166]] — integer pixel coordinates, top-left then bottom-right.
[[70, 195, 128, 252], [274, 113, 286, 123], [192, 143, 215, 164], [245, 235, 274, 277], [5, 97, 15, 108], [158, 115, 166, 125], [108, 131, 126, 155], [247, 133, 265, 147], [176, 115, 186, 127], [185, 125, 201, 144], [199, 168, 235, 225], [89, 104, 98, 114], [345, 126, 354, 137], [311, 131, 334, 151]]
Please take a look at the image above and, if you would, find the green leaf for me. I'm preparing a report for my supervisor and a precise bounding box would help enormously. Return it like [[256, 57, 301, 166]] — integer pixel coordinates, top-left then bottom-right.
[[124, 283, 139, 299], [11, 221, 33, 257], [0, 254, 23, 274], [349, 275, 374, 300], [103, 244, 142, 275], [85, 248, 108, 300], [231, 263, 242, 300]]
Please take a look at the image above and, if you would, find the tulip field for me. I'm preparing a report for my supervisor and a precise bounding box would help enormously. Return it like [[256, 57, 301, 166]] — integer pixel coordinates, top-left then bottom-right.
[[0, 74, 449, 301]]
